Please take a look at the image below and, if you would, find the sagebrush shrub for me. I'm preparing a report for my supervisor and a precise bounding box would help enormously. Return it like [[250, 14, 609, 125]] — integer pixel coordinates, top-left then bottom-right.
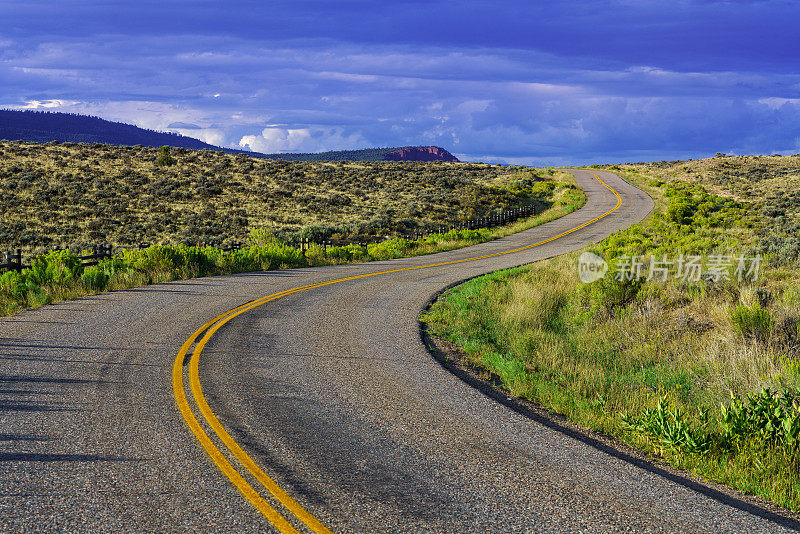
[[28, 250, 83, 286], [731, 303, 773, 340]]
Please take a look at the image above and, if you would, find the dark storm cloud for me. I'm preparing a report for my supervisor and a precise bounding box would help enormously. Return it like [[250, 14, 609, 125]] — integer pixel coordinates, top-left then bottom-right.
[[1, 0, 798, 163]]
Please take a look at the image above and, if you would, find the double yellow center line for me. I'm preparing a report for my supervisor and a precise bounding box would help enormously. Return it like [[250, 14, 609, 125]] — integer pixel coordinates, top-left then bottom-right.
[[172, 171, 622, 532]]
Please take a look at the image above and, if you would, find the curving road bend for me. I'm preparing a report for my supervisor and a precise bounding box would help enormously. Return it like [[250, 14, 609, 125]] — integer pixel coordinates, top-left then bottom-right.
[[0, 170, 796, 532]]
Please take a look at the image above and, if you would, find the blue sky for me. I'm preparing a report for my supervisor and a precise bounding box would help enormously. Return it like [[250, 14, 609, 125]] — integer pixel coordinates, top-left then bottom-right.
[[2, 0, 799, 165]]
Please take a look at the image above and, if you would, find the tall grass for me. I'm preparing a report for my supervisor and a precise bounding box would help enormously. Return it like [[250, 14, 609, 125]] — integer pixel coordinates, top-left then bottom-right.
[[422, 175, 800, 511], [423, 255, 800, 510]]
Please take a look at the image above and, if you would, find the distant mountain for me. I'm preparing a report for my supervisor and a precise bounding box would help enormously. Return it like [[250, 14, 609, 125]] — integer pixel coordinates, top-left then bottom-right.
[[0, 109, 226, 151], [0, 109, 459, 162]]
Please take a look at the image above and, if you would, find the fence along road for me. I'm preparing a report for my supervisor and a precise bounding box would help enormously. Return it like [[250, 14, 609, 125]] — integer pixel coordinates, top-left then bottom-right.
[[0, 170, 795, 532]]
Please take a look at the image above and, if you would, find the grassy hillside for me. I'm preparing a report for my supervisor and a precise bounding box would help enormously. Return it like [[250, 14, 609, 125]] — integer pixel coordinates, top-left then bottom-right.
[[609, 155, 800, 266], [0, 140, 566, 252], [0, 140, 585, 316], [423, 155, 800, 512]]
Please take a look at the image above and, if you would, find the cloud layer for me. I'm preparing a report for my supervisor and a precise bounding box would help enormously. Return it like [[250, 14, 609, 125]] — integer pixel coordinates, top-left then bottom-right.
[[1, 1, 799, 164]]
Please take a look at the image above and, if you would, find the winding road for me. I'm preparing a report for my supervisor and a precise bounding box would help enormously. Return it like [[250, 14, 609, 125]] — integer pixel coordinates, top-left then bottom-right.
[[1, 170, 797, 532]]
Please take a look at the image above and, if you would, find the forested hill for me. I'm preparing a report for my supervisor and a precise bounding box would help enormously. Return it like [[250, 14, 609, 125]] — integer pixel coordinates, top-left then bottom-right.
[[0, 109, 224, 150], [0, 109, 459, 162]]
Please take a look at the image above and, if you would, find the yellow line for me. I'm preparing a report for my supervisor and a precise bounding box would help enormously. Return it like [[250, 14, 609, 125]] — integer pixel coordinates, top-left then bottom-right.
[[173, 171, 621, 532], [172, 314, 302, 533]]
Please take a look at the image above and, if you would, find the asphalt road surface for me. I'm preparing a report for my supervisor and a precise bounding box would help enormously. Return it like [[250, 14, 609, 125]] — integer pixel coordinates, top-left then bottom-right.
[[1, 170, 797, 532]]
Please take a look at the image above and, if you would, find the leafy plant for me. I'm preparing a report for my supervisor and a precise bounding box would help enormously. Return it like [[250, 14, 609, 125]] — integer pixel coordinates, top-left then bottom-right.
[[155, 145, 175, 167], [720, 388, 800, 453], [27, 250, 83, 286], [621, 398, 712, 454], [123, 245, 184, 272], [666, 200, 694, 225]]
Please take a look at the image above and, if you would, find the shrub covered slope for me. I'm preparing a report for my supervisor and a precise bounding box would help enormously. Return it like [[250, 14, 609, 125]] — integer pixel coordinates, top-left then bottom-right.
[[0, 140, 564, 250]]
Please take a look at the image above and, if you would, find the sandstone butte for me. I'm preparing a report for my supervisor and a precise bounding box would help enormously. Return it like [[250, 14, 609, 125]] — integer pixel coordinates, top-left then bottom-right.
[[384, 146, 460, 162]]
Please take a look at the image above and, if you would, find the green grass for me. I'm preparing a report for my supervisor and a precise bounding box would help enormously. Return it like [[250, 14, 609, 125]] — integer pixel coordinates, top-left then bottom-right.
[[604, 155, 800, 266], [0, 182, 586, 317], [422, 162, 800, 511]]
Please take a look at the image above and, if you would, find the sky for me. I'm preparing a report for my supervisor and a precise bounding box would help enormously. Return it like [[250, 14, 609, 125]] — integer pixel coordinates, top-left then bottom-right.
[[1, 0, 799, 165]]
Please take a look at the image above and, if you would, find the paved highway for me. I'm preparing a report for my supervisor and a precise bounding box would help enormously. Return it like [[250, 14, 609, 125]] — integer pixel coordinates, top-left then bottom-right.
[[1, 170, 797, 532]]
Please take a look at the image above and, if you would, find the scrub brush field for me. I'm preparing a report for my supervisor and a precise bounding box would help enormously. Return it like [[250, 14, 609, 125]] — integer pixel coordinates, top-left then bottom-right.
[[0, 140, 576, 250], [0, 141, 584, 316]]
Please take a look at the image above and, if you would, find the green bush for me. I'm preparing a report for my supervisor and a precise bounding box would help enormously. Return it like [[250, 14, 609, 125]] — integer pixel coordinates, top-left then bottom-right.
[[528, 181, 557, 197], [0, 270, 22, 292], [27, 250, 83, 286], [303, 245, 328, 267], [730, 303, 773, 340], [80, 266, 109, 291], [324, 244, 368, 262], [19, 280, 50, 307], [0, 271, 38, 300], [155, 146, 175, 167], [176, 245, 216, 276], [587, 275, 642, 315], [367, 238, 412, 260], [98, 256, 127, 276], [247, 228, 279, 246], [230, 247, 270, 272], [249, 242, 305, 268], [122, 245, 185, 272], [666, 200, 694, 225]]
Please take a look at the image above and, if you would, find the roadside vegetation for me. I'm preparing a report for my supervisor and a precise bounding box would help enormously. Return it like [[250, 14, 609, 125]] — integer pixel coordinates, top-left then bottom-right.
[[0, 141, 585, 316], [422, 155, 800, 511]]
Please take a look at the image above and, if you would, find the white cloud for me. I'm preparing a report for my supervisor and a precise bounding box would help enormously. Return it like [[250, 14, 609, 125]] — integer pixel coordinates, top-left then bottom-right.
[[758, 97, 800, 110], [17, 99, 79, 109], [239, 126, 368, 153], [173, 127, 226, 146], [239, 127, 312, 152], [315, 71, 378, 83]]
